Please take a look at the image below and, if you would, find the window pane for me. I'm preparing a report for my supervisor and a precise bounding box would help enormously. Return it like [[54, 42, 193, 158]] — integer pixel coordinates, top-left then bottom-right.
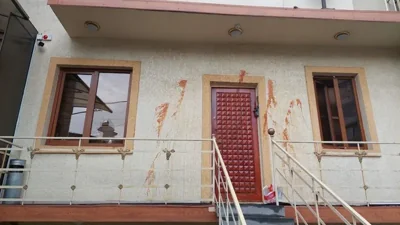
[[89, 72, 130, 144], [315, 82, 332, 142], [338, 79, 363, 143], [314, 78, 343, 146], [55, 74, 92, 137]]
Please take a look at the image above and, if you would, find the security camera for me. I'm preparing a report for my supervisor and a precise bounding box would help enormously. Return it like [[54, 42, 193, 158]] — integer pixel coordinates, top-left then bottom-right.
[[38, 41, 45, 47]]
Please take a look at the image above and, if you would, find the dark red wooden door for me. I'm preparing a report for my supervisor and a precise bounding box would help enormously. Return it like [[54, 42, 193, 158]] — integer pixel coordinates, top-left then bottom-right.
[[212, 88, 262, 201]]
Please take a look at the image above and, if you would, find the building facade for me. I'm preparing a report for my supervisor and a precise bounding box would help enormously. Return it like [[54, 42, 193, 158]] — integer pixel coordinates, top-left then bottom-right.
[[1, 0, 400, 224]]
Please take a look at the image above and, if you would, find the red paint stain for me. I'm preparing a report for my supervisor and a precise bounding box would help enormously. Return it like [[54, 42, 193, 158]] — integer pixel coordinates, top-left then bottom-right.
[[263, 112, 268, 135], [289, 100, 295, 109], [155, 103, 169, 137], [144, 151, 162, 196], [282, 99, 304, 154], [282, 128, 289, 149], [296, 98, 303, 111], [172, 80, 187, 117], [239, 70, 247, 83], [267, 80, 278, 108], [285, 117, 290, 127], [286, 109, 292, 118], [263, 79, 278, 135]]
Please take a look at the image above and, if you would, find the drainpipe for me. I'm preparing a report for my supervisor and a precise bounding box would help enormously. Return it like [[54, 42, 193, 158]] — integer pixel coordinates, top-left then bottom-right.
[[321, 0, 327, 9]]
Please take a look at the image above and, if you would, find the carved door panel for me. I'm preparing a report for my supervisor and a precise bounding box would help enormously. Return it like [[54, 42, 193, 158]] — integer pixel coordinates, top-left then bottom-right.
[[211, 88, 262, 201]]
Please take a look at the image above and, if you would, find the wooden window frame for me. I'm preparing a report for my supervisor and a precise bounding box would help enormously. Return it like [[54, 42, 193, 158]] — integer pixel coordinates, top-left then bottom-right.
[[305, 66, 380, 157], [313, 74, 366, 150], [35, 57, 141, 154], [46, 68, 132, 147]]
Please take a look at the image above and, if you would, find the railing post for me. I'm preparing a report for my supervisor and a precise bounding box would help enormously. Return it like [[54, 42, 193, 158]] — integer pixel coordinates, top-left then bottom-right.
[[268, 128, 279, 206], [312, 179, 322, 225], [290, 166, 299, 225], [212, 135, 216, 205]]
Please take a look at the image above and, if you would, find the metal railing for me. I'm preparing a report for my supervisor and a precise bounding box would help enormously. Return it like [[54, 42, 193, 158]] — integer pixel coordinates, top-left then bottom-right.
[[0, 136, 247, 225], [385, 0, 400, 11], [0, 136, 216, 204], [272, 137, 400, 206], [268, 128, 372, 225], [213, 136, 247, 225]]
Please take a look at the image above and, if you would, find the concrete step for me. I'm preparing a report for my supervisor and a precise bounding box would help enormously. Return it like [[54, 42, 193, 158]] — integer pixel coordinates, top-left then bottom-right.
[[243, 216, 294, 225], [240, 204, 285, 217], [221, 215, 294, 225], [217, 204, 293, 225], [218, 204, 285, 217]]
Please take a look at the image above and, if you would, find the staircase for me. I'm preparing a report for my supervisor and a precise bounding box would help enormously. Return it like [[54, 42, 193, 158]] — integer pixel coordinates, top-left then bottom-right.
[[212, 131, 372, 225], [218, 204, 294, 225]]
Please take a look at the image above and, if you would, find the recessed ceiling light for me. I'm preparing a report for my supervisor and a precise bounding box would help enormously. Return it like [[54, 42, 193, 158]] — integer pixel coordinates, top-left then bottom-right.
[[84, 21, 100, 32], [228, 24, 243, 37], [334, 31, 350, 40]]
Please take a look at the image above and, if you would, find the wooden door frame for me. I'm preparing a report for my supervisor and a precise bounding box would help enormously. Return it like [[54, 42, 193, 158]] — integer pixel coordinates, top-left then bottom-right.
[[201, 74, 269, 202]]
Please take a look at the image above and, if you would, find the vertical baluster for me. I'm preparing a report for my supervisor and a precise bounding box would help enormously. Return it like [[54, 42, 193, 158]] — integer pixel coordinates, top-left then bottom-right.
[[226, 187, 230, 225], [118, 156, 125, 205], [268, 129, 279, 206], [312, 179, 321, 225], [352, 216, 357, 225], [218, 160, 224, 225], [70, 138, 81, 205], [357, 143, 369, 206], [290, 164, 299, 225], [165, 141, 173, 204], [212, 137, 216, 204], [394, 0, 400, 11], [385, 0, 390, 11], [21, 138, 37, 205]]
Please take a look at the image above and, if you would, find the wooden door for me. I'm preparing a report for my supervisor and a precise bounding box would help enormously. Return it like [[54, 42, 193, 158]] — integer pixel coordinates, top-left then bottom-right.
[[212, 88, 262, 201]]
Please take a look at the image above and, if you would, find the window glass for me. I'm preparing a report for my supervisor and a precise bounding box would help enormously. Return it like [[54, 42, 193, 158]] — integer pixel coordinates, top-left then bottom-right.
[[338, 79, 363, 144], [314, 76, 364, 148], [55, 74, 92, 137], [315, 81, 332, 142], [89, 72, 130, 144]]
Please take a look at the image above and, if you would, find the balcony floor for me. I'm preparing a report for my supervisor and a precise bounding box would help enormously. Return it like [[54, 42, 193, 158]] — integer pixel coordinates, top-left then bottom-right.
[[0, 204, 217, 223]]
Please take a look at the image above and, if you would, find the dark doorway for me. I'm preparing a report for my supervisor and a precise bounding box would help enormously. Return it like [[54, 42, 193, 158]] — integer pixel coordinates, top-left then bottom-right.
[[0, 0, 37, 185]]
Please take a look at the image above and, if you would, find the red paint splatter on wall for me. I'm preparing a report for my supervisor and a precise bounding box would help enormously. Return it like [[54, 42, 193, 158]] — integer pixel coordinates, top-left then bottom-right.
[[282, 128, 289, 149], [144, 151, 162, 196], [239, 70, 247, 83], [267, 80, 278, 109], [289, 100, 295, 109], [296, 98, 303, 111], [155, 103, 169, 137], [282, 99, 304, 154], [263, 79, 278, 135], [172, 80, 188, 117]]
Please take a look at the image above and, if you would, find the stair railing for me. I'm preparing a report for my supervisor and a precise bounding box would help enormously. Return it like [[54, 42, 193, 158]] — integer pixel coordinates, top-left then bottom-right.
[[385, 0, 400, 11], [212, 136, 247, 225], [268, 128, 371, 225]]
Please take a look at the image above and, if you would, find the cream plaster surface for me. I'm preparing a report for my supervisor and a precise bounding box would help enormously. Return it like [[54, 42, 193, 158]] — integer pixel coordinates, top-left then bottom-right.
[[10, 0, 400, 205]]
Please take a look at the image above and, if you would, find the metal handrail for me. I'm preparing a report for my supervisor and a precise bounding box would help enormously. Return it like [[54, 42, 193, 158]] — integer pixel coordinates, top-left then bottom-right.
[[275, 140, 400, 144], [213, 137, 247, 225], [0, 136, 216, 205], [268, 128, 371, 225], [0, 136, 212, 141], [0, 138, 23, 148]]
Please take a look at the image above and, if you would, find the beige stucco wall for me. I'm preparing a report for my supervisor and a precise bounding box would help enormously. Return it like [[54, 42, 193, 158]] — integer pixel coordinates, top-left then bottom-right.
[[10, 0, 400, 205]]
